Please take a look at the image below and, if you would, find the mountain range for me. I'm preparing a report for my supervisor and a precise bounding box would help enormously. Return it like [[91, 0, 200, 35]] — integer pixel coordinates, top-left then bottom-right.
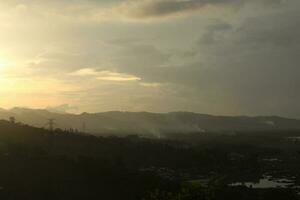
[[0, 107, 299, 137]]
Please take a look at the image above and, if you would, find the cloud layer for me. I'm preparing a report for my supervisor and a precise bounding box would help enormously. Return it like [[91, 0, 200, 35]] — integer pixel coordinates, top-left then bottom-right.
[[0, 0, 299, 118]]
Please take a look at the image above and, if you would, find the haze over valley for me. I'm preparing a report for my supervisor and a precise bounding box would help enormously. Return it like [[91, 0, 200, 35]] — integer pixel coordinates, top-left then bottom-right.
[[1, 107, 300, 137]]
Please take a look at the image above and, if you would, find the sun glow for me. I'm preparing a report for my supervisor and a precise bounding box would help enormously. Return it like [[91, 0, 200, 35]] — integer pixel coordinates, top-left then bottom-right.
[[0, 57, 9, 69]]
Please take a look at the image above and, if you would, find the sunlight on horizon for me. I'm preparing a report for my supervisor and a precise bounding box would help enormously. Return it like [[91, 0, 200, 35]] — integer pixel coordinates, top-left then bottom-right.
[[0, 57, 9, 69]]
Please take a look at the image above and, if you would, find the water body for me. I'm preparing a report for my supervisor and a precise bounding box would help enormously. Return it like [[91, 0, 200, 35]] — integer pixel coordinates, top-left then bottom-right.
[[230, 176, 294, 188], [287, 136, 300, 142]]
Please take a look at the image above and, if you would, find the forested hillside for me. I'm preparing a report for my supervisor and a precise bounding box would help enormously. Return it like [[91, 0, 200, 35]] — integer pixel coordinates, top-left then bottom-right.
[[0, 120, 299, 199]]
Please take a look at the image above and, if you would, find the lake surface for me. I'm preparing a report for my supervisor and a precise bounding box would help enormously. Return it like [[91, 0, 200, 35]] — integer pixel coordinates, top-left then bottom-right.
[[230, 175, 294, 188]]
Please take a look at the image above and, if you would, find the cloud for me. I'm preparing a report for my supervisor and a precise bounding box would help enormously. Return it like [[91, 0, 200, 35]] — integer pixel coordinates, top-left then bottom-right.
[[139, 82, 162, 87], [96, 71, 141, 81], [108, 0, 282, 21], [46, 104, 77, 113], [0, 0, 285, 26], [71, 68, 141, 82], [181, 0, 300, 117], [0, 0, 299, 118], [70, 68, 99, 76], [116, 0, 209, 19]]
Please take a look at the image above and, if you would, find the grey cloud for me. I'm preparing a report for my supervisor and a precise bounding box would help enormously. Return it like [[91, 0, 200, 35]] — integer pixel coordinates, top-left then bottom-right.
[[198, 21, 233, 45], [236, 13, 300, 48], [46, 104, 78, 114], [105, 0, 300, 117], [120, 0, 240, 19], [186, 0, 300, 117], [118, 0, 283, 20], [113, 44, 170, 68], [1, 0, 285, 23]]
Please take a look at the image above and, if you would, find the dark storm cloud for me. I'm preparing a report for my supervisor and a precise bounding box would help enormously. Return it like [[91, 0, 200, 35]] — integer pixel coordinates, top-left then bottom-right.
[[182, 1, 300, 117], [122, 0, 241, 19], [119, 0, 283, 20], [102, 0, 300, 117]]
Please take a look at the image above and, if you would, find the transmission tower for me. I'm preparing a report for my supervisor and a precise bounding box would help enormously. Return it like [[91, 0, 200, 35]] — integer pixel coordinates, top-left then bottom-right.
[[82, 121, 86, 133], [9, 117, 16, 124], [46, 119, 56, 131]]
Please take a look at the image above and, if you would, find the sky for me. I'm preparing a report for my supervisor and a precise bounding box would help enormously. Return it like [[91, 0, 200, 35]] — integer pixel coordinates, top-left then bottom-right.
[[0, 0, 299, 118]]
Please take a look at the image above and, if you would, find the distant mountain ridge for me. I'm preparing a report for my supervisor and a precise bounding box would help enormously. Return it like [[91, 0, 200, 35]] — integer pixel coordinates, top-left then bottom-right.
[[0, 107, 299, 136]]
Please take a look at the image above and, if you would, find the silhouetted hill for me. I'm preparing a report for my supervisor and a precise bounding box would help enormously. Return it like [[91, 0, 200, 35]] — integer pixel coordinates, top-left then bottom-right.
[[0, 119, 299, 200], [0, 108, 300, 136]]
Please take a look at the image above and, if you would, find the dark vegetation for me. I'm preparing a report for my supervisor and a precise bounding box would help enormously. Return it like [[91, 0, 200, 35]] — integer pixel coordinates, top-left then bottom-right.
[[0, 120, 300, 199]]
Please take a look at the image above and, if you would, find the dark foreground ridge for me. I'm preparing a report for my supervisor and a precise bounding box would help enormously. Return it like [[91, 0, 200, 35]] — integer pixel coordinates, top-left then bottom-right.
[[0, 120, 300, 200]]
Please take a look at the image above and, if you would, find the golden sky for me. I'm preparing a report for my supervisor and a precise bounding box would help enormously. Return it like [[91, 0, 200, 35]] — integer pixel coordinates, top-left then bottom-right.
[[0, 0, 299, 118]]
